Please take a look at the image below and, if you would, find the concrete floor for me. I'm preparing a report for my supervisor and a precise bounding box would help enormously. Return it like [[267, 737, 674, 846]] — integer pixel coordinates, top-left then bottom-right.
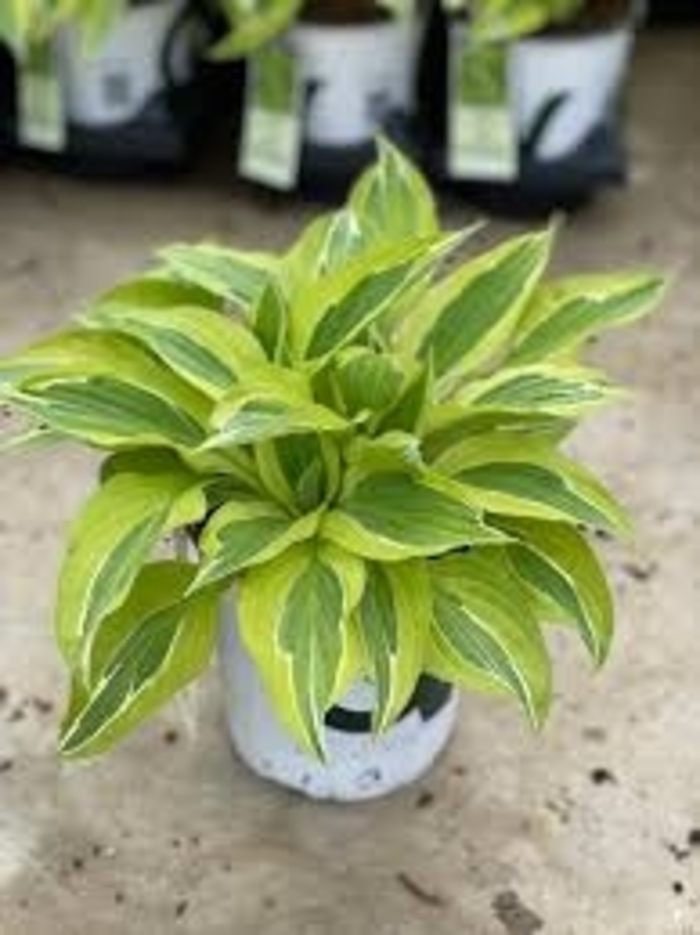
[[1, 29, 699, 935]]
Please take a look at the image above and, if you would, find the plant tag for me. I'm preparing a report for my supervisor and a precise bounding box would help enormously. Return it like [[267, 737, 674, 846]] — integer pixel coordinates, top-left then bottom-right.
[[17, 42, 67, 152], [238, 42, 303, 191], [447, 27, 518, 181]]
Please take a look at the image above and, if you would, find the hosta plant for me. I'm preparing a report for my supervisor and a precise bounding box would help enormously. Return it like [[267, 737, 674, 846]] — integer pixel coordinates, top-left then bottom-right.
[[0, 142, 663, 760]]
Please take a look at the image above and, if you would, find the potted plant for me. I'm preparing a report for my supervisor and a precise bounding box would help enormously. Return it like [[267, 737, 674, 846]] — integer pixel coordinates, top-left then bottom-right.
[[0, 142, 663, 800], [216, 0, 424, 198], [0, 0, 223, 175], [420, 0, 641, 214]]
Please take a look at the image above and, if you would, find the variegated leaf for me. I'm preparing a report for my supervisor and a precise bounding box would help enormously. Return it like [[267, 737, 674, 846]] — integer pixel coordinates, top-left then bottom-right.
[[509, 272, 665, 365], [376, 360, 432, 435], [356, 560, 431, 732], [456, 364, 619, 417], [436, 435, 630, 533], [503, 517, 614, 664], [349, 138, 439, 244], [423, 405, 573, 462], [56, 466, 207, 665], [399, 230, 552, 385], [205, 366, 348, 449], [16, 377, 208, 450], [84, 302, 266, 397], [238, 541, 366, 757], [158, 242, 274, 311], [251, 280, 289, 362], [191, 498, 322, 592], [279, 212, 339, 293], [83, 275, 222, 316], [206, 393, 347, 449], [321, 471, 507, 561], [254, 434, 340, 512], [343, 431, 424, 480], [60, 562, 217, 758], [429, 551, 552, 726], [333, 347, 404, 418], [315, 210, 367, 277], [0, 330, 210, 449], [0, 330, 205, 401], [292, 233, 460, 361]]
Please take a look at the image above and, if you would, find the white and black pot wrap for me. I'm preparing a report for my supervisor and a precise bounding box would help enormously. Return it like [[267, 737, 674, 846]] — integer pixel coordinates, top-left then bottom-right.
[[26, 0, 216, 173], [435, 15, 635, 213], [288, 17, 421, 197], [511, 27, 633, 165], [219, 605, 459, 801]]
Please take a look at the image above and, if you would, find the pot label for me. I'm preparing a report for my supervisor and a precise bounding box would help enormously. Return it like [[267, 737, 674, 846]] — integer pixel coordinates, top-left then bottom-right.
[[17, 42, 67, 152], [238, 42, 303, 190], [447, 29, 518, 181]]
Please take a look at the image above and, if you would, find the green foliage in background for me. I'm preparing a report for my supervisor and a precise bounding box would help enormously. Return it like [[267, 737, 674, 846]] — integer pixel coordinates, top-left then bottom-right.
[[205, 0, 589, 60], [444, 0, 585, 40], [210, 0, 588, 58], [0, 0, 588, 64], [0, 0, 127, 58], [210, 0, 414, 58], [0, 141, 663, 760], [0, 0, 404, 62], [210, 0, 304, 59]]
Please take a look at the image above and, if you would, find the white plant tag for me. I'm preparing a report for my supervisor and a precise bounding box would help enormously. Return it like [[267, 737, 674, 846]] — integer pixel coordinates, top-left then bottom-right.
[[238, 43, 303, 191], [447, 26, 518, 181], [17, 42, 67, 152]]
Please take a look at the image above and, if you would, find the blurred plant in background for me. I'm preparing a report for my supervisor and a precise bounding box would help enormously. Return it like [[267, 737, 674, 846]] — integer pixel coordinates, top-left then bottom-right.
[[0, 0, 130, 57], [0, 0, 594, 65], [451, 0, 586, 41]]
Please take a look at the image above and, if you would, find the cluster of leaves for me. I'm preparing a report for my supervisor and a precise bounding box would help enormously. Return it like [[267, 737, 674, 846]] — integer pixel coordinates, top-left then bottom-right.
[[0, 0, 128, 58], [0, 0, 585, 65], [0, 0, 396, 63], [446, 0, 586, 40], [210, 0, 585, 60], [209, 0, 415, 59], [0, 141, 662, 760], [0, 0, 307, 61], [210, 0, 304, 59]]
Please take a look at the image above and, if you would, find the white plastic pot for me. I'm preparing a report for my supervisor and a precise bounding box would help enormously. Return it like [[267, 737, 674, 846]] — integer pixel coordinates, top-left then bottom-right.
[[510, 25, 634, 162], [219, 603, 459, 801], [288, 19, 420, 148], [54, 0, 191, 128]]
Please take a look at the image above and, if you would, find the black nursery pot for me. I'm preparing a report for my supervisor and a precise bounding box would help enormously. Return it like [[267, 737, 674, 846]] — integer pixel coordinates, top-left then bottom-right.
[[417, 4, 635, 217], [11, 0, 228, 177]]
